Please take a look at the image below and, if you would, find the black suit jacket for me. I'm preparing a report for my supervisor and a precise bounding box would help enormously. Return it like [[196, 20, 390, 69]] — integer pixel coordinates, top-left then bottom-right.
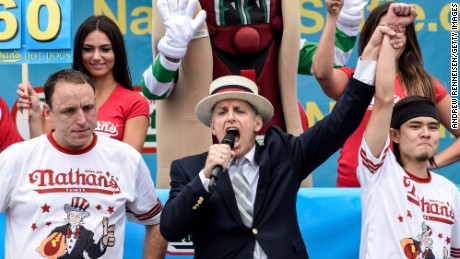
[[160, 77, 375, 258]]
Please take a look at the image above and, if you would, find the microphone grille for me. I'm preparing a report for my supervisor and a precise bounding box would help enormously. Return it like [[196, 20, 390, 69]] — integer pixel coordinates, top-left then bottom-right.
[[222, 133, 236, 149]]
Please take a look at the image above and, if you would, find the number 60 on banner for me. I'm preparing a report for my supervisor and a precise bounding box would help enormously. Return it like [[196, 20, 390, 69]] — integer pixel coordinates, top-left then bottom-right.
[[0, 0, 72, 50]]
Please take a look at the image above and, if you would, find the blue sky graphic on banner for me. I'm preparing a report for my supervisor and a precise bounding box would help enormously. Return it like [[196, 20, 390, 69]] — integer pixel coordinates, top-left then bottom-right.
[[0, 0, 456, 187]]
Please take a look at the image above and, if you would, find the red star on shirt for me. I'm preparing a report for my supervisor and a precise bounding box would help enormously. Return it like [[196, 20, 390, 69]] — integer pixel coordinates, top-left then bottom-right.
[[438, 233, 443, 239], [96, 205, 102, 210], [41, 203, 51, 213], [446, 236, 451, 244], [31, 223, 37, 231], [107, 206, 114, 214], [45, 222, 52, 227], [406, 210, 412, 219], [398, 215, 404, 222]]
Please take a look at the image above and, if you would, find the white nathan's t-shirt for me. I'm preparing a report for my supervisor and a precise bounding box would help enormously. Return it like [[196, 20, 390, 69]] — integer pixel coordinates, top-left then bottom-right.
[[358, 136, 460, 259], [0, 133, 162, 259]]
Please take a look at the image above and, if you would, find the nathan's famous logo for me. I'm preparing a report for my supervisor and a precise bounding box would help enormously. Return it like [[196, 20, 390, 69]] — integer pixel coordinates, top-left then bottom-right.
[[404, 176, 455, 224], [95, 121, 119, 138], [0, 50, 21, 63], [12, 86, 157, 153], [29, 168, 121, 195]]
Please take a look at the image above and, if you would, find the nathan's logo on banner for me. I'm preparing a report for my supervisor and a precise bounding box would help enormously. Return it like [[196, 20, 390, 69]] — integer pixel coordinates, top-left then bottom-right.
[[0, 0, 72, 64], [12, 86, 158, 154], [166, 235, 194, 256]]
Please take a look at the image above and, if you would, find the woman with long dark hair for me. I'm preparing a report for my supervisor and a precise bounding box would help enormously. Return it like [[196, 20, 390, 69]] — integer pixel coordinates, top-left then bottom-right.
[[18, 16, 149, 153]]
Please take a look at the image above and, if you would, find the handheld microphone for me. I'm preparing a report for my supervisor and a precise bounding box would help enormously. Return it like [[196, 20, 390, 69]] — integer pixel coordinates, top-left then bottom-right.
[[208, 132, 236, 192]]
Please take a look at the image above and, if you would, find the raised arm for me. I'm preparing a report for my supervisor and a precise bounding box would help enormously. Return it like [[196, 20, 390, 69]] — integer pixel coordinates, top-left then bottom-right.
[[300, 0, 368, 78], [141, 0, 206, 100], [364, 3, 417, 157], [16, 82, 45, 137], [312, 0, 350, 100], [364, 29, 397, 157]]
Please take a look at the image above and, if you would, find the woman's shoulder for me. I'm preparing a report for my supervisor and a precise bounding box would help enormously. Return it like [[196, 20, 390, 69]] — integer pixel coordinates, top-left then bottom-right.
[[113, 84, 135, 94], [430, 76, 448, 103]]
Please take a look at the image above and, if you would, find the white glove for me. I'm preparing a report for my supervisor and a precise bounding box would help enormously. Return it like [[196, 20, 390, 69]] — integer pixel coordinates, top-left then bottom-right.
[[337, 0, 369, 36], [157, 0, 207, 59]]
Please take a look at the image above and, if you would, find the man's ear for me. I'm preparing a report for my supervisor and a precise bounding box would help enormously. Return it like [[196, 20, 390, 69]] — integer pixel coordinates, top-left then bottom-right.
[[390, 128, 400, 144], [254, 115, 263, 133], [210, 120, 216, 136], [43, 103, 52, 120]]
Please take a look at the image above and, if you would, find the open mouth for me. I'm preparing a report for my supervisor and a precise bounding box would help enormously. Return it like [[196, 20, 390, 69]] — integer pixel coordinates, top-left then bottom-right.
[[227, 128, 240, 144]]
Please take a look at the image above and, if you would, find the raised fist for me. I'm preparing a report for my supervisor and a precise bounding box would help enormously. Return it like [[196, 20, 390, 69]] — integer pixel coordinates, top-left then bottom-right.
[[386, 3, 417, 29]]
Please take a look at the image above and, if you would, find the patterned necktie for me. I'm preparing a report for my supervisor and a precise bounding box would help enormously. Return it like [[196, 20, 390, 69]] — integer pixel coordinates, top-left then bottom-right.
[[232, 158, 253, 228]]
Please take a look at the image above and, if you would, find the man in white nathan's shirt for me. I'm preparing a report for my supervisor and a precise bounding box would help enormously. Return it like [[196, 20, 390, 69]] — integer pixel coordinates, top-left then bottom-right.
[[0, 69, 166, 259], [357, 3, 460, 259]]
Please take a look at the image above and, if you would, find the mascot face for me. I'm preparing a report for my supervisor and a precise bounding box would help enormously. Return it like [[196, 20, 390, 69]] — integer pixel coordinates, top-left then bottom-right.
[[68, 211, 84, 227]]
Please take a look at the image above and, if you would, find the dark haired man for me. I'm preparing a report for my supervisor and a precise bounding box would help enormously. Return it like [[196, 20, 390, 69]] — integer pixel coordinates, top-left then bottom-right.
[[0, 69, 165, 258], [357, 4, 460, 258]]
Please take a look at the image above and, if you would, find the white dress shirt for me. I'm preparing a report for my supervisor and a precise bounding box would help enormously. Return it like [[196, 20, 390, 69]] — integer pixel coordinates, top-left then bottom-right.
[[200, 146, 266, 258]]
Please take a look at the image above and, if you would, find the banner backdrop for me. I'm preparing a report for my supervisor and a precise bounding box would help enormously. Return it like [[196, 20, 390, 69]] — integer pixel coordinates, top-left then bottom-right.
[[0, 0, 73, 64], [0, 0, 456, 187]]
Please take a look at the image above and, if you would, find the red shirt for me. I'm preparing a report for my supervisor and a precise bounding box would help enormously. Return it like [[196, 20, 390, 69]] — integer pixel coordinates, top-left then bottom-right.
[[95, 85, 150, 141], [0, 97, 23, 152]]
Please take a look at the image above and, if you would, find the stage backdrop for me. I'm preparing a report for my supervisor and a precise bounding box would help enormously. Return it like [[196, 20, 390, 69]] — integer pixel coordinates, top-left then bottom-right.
[[0, 0, 456, 188]]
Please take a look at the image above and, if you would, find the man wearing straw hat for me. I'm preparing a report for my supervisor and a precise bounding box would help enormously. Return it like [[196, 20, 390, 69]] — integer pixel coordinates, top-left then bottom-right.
[[160, 46, 379, 256]]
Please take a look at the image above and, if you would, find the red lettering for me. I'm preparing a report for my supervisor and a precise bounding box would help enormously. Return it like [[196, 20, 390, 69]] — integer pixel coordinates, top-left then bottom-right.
[[29, 168, 121, 194], [29, 169, 55, 186]]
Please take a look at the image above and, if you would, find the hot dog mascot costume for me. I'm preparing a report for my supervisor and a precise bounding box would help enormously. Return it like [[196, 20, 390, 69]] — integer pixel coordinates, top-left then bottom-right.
[[142, 0, 367, 188]]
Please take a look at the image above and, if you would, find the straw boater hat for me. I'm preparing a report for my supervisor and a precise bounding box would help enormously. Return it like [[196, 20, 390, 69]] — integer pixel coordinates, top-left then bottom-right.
[[195, 75, 274, 127]]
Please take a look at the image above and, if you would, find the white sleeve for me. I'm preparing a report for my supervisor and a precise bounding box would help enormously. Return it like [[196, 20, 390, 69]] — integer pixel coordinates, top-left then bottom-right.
[[198, 170, 211, 192], [0, 154, 13, 213], [126, 157, 162, 225], [353, 59, 377, 86], [357, 134, 391, 189]]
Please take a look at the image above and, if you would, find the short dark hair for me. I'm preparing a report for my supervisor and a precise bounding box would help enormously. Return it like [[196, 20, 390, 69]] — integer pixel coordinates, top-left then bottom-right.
[[72, 15, 133, 90], [44, 69, 95, 109]]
